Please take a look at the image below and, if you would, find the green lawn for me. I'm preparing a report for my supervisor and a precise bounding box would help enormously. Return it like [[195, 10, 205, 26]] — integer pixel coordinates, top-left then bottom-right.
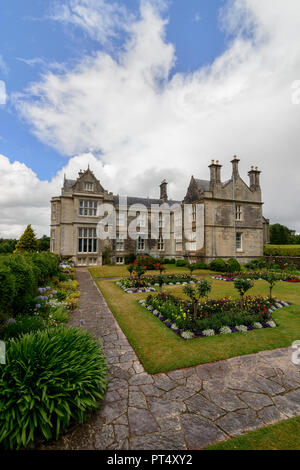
[[96, 277, 300, 374], [206, 416, 300, 450], [89, 264, 214, 278]]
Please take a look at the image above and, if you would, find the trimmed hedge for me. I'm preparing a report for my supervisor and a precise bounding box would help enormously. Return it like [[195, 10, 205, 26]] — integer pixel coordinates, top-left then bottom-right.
[[0, 327, 107, 450], [264, 245, 300, 256]]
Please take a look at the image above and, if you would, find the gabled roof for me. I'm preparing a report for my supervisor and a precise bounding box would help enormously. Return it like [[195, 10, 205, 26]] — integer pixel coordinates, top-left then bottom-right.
[[194, 179, 210, 191]]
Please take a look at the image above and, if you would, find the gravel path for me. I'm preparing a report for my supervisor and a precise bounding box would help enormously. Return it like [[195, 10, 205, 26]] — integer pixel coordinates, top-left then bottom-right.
[[41, 268, 300, 450]]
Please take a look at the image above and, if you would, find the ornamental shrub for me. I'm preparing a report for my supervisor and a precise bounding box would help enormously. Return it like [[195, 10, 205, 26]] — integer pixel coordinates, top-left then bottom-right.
[[209, 258, 228, 272], [0, 264, 16, 314], [227, 258, 241, 273], [176, 259, 187, 267], [3, 255, 37, 314], [0, 327, 107, 450]]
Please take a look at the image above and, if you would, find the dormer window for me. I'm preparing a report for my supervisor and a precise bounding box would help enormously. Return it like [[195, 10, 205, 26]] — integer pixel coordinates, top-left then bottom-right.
[[85, 182, 94, 191]]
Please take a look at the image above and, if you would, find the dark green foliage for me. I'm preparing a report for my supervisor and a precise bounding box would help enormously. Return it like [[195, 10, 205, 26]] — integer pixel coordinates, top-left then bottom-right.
[[163, 258, 176, 264], [136, 256, 157, 269], [193, 261, 209, 270], [245, 259, 267, 270], [227, 258, 241, 273], [0, 264, 16, 314], [176, 259, 187, 267], [0, 315, 48, 341], [270, 224, 294, 245], [3, 255, 37, 314], [209, 258, 228, 272], [0, 253, 59, 316], [234, 278, 254, 301], [0, 239, 17, 254], [37, 235, 50, 252], [0, 327, 107, 450], [125, 253, 136, 264], [102, 245, 112, 265]]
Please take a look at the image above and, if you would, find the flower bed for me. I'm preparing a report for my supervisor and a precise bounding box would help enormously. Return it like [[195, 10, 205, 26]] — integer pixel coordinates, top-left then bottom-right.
[[117, 274, 195, 294], [140, 292, 290, 340], [212, 272, 300, 283]]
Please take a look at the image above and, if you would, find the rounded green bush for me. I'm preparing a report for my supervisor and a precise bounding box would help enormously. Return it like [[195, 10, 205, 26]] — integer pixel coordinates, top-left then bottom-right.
[[0, 264, 16, 314], [0, 327, 107, 449], [209, 258, 228, 272], [227, 258, 241, 273]]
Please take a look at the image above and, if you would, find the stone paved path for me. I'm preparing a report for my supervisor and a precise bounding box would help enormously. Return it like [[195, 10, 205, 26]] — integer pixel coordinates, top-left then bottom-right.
[[41, 269, 300, 450]]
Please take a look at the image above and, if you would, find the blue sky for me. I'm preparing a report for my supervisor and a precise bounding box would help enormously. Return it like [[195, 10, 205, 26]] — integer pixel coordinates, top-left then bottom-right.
[[0, 0, 228, 180], [1, 0, 300, 237]]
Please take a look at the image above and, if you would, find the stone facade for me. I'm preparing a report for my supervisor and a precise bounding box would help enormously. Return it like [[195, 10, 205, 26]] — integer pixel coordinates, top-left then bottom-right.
[[50, 157, 269, 266]]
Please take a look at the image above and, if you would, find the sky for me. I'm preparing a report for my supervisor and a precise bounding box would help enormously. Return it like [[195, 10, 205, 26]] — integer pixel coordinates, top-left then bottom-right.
[[0, 0, 300, 237]]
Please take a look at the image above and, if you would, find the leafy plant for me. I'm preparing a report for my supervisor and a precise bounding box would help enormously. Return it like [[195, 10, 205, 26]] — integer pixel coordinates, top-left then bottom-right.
[[0, 327, 107, 450], [14, 225, 38, 253], [261, 272, 279, 299], [183, 280, 211, 319], [209, 258, 228, 273], [234, 278, 254, 306]]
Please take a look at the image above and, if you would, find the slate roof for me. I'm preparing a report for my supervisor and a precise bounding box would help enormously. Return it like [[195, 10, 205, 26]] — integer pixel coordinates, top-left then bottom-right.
[[64, 179, 76, 189], [195, 179, 210, 191], [113, 196, 181, 208]]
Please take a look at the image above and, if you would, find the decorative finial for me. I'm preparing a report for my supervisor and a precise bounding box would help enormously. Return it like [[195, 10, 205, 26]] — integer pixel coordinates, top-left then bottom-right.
[[251, 166, 254, 170], [211, 159, 215, 164], [216, 160, 219, 164], [234, 155, 237, 159], [255, 166, 258, 171]]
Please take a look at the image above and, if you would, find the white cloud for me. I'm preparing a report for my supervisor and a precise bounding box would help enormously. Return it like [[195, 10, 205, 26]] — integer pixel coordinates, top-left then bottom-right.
[[11, 0, 300, 232], [0, 81, 6, 105], [49, 0, 132, 45]]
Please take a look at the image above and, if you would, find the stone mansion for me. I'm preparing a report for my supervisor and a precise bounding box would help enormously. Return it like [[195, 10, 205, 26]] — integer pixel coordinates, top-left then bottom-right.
[[50, 156, 270, 266]]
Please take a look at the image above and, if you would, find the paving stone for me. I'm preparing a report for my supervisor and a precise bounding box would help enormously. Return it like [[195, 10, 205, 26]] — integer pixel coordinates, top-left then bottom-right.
[[156, 416, 181, 432], [185, 374, 203, 391], [184, 394, 225, 420], [272, 390, 300, 417], [180, 414, 226, 449], [114, 424, 129, 441], [128, 408, 159, 435], [139, 384, 162, 397], [129, 391, 148, 409], [196, 362, 230, 380], [130, 432, 187, 450], [129, 373, 153, 386], [216, 409, 264, 436], [149, 398, 186, 417], [239, 392, 273, 410], [153, 374, 178, 391], [253, 376, 286, 396], [258, 406, 288, 425], [209, 390, 248, 412], [163, 386, 196, 401], [133, 361, 144, 374], [100, 400, 127, 424]]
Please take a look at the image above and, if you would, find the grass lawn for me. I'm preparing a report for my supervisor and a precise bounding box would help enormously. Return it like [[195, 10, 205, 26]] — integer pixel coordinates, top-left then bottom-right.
[[96, 277, 300, 374], [205, 416, 300, 450], [89, 264, 214, 278]]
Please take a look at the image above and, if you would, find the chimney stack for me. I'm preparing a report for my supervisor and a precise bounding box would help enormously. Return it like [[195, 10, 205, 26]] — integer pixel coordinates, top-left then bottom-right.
[[231, 155, 240, 178], [209, 159, 222, 188], [160, 179, 168, 201], [248, 166, 261, 191]]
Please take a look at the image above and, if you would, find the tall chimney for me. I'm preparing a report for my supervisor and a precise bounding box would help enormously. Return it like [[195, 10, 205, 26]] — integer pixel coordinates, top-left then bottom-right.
[[231, 155, 240, 178], [160, 179, 168, 201], [248, 166, 261, 191], [215, 160, 222, 183], [209, 160, 216, 183]]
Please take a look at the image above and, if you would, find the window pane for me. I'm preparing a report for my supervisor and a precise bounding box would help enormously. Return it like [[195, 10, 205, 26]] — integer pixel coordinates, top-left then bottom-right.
[[78, 239, 82, 252], [93, 239, 97, 252], [88, 239, 92, 252], [83, 238, 87, 252]]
